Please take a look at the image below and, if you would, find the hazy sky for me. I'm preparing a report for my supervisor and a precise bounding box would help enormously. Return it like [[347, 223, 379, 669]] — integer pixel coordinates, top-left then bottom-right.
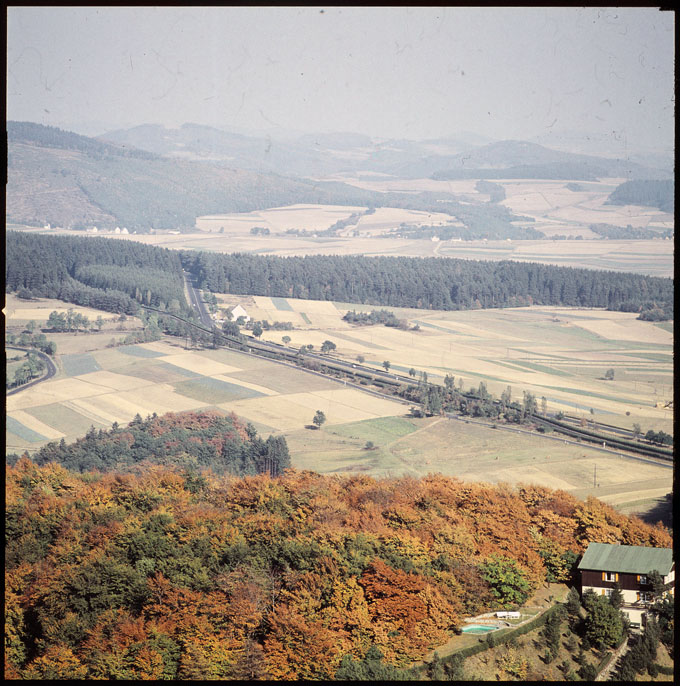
[[6, 6, 675, 151]]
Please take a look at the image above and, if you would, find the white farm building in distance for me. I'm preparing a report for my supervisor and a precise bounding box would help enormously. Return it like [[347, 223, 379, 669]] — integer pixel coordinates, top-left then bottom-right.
[[230, 305, 250, 322]]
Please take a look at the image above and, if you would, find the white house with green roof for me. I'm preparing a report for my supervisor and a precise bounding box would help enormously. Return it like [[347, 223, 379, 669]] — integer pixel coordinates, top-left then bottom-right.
[[578, 542, 674, 630]]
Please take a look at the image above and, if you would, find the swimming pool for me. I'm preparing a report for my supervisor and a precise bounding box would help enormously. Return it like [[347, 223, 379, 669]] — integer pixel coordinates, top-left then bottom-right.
[[461, 624, 499, 634]]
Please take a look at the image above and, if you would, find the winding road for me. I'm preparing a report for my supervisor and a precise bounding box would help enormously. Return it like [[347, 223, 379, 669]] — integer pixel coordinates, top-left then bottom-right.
[[6, 346, 58, 396]]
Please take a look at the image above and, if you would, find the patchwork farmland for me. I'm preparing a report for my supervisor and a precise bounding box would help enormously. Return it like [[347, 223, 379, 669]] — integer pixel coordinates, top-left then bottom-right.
[[6, 289, 672, 522], [227, 294, 673, 431], [4, 337, 407, 451]]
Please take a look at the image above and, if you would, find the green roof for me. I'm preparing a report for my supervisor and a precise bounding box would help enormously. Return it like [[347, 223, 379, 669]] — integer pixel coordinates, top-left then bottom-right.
[[578, 542, 673, 575]]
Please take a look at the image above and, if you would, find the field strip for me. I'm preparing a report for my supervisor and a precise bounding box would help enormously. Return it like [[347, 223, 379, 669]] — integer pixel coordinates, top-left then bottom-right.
[[162, 352, 241, 375], [6, 377, 113, 410], [464, 466, 576, 491], [61, 353, 102, 377], [7, 410, 65, 440], [308, 388, 406, 414], [76, 370, 152, 390], [136, 340, 184, 355], [116, 386, 210, 413], [68, 388, 207, 425], [270, 296, 294, 311], [324, 330, 392, 350], [62, 399, 117, 426], [211, 374, 278, 396], [219, 397, 318, 431], [6, 417, 48, 443], [68, 397, 133, 425], [573, 319, 673, 344], [597, 488, 671, 507], [119, 345, 166, 358], [221, 391, 390, 430]]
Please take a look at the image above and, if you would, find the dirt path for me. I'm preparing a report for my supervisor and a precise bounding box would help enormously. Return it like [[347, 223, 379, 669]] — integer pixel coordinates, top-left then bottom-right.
[[595, 637, 629, 681], [391, 416, 446, 446]]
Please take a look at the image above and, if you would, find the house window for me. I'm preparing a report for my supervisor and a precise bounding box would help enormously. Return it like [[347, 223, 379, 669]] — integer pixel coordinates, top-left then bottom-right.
[[604, 572, 617, 582], [603, 589, 613, 597], [639, 592, 652, 603], [639, 575, 647, 584]]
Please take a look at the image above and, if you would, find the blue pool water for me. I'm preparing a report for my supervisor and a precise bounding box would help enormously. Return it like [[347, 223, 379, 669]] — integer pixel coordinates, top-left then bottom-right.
[[461, 624, 499, 634]]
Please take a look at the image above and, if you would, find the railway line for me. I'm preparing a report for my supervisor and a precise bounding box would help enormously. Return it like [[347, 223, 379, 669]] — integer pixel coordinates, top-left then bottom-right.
[[142, 288, 674, 465]]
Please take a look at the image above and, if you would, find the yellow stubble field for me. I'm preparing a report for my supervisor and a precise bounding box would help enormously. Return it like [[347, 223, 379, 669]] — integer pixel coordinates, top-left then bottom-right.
[[256, 299, 673, 432]]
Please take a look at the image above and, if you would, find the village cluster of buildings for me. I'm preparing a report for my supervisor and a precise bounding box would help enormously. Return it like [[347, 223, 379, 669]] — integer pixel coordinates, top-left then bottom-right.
[[85, 226, 130, 234]]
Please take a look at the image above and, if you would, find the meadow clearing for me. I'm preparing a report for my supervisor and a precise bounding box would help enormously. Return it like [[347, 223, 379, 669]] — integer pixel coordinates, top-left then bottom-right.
[[3, 293, 121, 327], [286, 414, 672, 523]]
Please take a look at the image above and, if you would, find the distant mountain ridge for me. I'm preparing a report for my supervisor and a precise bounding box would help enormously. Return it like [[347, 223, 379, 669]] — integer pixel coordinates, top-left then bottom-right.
[[97, 122, 482, 177], [7, 121, 158, 160], [6, 121, 670, 232], [426, 140, 671, 181], [97, 123, 669, 181]]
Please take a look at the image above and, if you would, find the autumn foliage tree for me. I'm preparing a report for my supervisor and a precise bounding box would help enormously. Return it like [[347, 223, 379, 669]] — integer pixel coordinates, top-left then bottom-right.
[[4, 435, 672, 680]]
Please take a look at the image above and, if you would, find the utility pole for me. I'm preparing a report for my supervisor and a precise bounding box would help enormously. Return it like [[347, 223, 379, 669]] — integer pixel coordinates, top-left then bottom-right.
[[593, 464, 597, 488]]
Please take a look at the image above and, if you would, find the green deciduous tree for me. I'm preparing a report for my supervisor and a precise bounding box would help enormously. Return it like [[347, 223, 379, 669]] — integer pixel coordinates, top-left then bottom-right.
[[481, 555, 531, 608]]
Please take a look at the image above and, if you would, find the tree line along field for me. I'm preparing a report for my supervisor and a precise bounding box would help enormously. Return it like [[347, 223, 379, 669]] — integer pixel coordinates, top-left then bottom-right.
[[5, 293, 672, 524], [333, 176, 673, 233]]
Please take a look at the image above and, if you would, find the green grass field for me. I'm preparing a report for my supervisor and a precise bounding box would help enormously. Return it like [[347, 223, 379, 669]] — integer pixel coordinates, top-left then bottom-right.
[[24, 403, 109, 439], [61, 352, 102, 376], [173, 376, 265, 403]]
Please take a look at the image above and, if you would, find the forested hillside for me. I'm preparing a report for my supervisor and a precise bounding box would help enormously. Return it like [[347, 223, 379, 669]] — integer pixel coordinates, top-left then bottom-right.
[[6, 123, 377, 230], [98, 124, 670, 181], [7, 410, 291, 477], [9, 122, 668, 234], [7, 121, 158, 160], [605, 179, 674, 213], [6, 232, 186, 315], [183, 250, 674, 314], [5, 450, 671, 680]]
